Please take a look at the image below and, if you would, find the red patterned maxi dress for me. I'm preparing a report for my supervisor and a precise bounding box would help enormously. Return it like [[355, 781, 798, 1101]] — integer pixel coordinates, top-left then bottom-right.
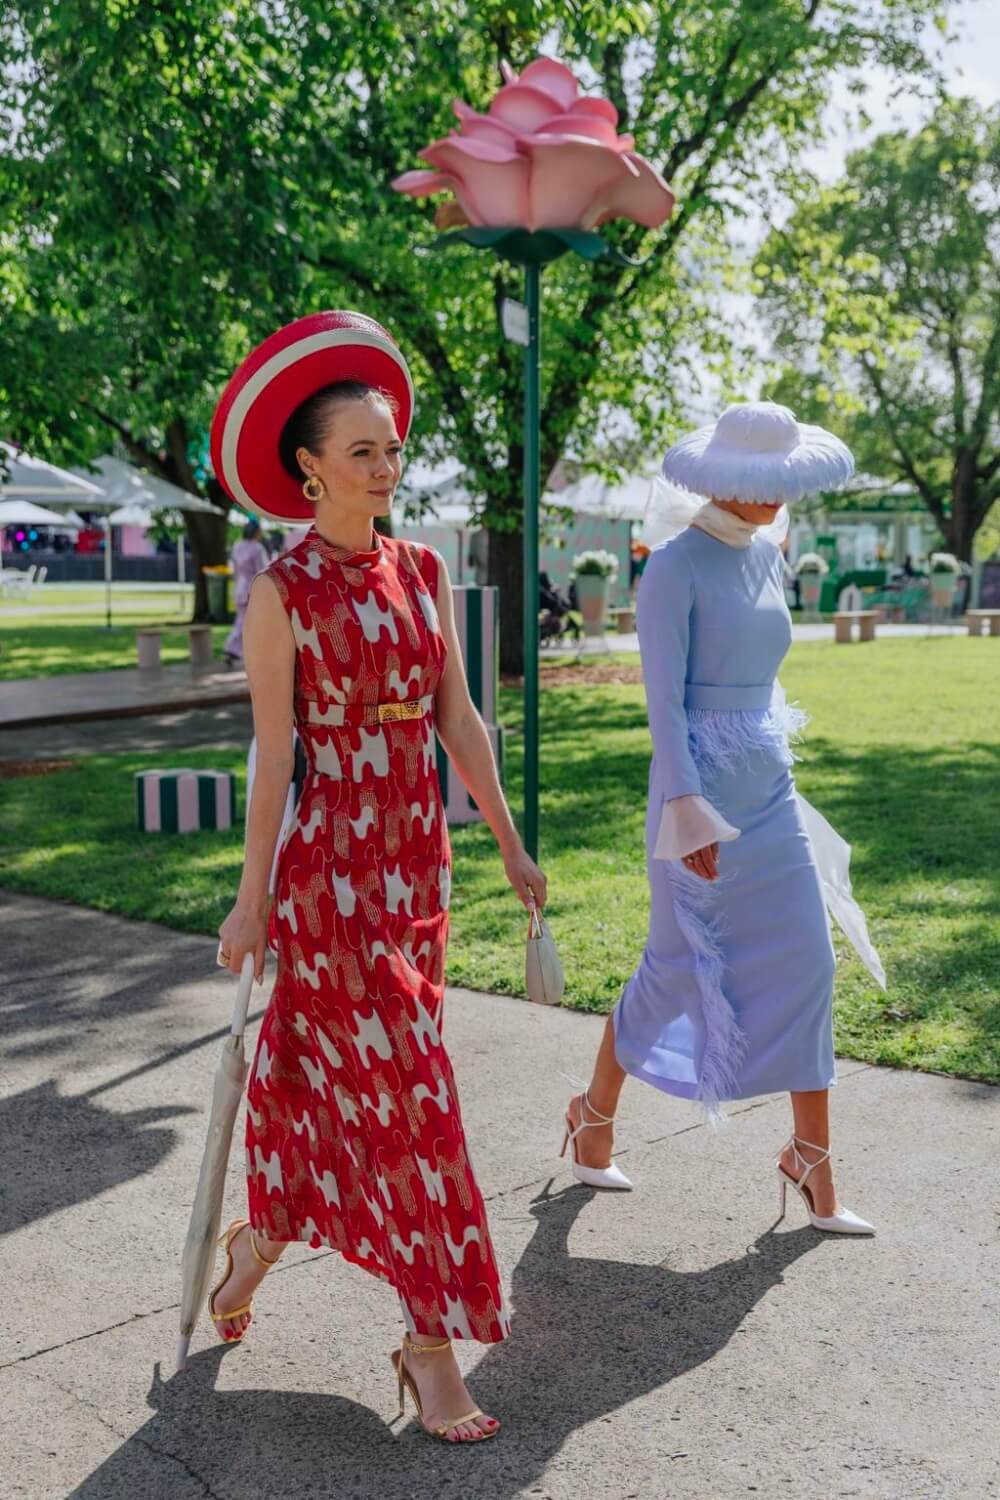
[[245, 526, 509, 1343]]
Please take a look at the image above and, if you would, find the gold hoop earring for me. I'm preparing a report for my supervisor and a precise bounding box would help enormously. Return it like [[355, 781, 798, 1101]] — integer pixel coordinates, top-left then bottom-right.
[[302, 474, 324, 503]]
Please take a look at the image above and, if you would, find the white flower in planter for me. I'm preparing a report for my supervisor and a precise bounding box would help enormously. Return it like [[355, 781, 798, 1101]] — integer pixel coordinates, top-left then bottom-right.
[[929, 551, 961, 574], [795, 552, 830, 577], [571, 549, 620, 581]]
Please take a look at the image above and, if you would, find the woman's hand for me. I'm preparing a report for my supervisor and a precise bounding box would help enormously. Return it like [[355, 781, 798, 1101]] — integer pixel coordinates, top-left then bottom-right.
[[503, 842, 548, 911], [217, 900, 268, 983], [682, 842, 720, 881]]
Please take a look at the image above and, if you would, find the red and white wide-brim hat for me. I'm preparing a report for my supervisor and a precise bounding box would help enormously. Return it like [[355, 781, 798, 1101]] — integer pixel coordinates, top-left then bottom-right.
[[210, 310, 415, 525]]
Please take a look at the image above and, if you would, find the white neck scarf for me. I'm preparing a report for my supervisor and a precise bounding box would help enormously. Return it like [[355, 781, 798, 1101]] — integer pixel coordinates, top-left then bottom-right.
[[692, 502, 760, 549], [640, 477, 790, 550]]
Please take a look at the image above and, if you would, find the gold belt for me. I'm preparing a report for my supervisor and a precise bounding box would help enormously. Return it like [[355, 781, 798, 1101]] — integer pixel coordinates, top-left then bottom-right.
[[302, 695, 431, 728], [376, 700, 426, 723]]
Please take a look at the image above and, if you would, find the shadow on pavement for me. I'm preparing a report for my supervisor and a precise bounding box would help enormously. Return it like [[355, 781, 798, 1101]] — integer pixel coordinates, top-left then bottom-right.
[[0, 1080, 194, 1235], [69, 1184, 824, 1499]]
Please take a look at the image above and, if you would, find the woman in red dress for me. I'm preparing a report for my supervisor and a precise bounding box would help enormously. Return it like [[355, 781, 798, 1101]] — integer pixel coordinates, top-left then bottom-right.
[[211, 312, 547, 1444]]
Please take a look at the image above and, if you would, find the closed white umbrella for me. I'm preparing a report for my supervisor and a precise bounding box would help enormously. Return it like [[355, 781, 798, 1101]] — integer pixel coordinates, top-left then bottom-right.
[[176, 954, 256, 1372], [69, 457, 218, 627]]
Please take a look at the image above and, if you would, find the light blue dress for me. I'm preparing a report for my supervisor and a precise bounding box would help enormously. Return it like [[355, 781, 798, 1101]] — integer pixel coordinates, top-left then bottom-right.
[[613, 525, 837, 1115]]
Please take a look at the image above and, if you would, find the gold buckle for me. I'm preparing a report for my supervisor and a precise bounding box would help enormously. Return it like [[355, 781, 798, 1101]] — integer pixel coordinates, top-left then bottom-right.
[[377, 700, 424, 723]]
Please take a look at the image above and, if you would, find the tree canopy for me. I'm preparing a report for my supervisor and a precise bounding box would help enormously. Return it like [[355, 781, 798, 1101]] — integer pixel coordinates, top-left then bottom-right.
[[0, 0, 951, 646], [758, 96, 1000, 561]]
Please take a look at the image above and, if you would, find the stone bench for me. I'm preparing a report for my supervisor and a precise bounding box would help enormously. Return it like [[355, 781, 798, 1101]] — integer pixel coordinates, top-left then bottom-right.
[[136, 624, 214, 671], [834, 610, 878, 644], [612, 606, 636, 634], [965, 609, 1000, 638], [186, 623, 214, 669], [136, 629, 162, 671]]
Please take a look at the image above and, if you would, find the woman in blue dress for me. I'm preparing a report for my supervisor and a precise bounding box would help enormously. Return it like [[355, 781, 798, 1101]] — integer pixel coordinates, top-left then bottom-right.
[[561, 402, 885, 1234]]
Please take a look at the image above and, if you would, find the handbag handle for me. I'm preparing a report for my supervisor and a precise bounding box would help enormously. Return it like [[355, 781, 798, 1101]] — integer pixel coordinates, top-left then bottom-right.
[[527, 904, 543, 940]]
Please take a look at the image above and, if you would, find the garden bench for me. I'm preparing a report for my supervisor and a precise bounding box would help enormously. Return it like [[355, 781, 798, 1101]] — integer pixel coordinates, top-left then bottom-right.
[[186, 623, 214, 668], [833, 609, 878, 644], [965, 609, 1000, 637], [137, 625, 214, 670], [136, 628, 162, 670]]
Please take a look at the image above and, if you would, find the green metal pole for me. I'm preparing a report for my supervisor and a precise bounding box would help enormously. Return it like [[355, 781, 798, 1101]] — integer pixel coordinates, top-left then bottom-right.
[[522, 261, 541, 862]]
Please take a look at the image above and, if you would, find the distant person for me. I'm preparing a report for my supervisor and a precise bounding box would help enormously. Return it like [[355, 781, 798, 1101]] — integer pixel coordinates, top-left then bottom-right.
[[780, 536, 801, 609], [467, 526, 489, 586], [223, 519, 269, 667]]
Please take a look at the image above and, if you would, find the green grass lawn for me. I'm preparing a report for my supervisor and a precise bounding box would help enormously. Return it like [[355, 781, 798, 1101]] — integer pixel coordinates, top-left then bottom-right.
[[0, 583, 194, 610], [1, 637, 997, 1081], [0, 617, 230, 679], [0, 583, 220, 679]]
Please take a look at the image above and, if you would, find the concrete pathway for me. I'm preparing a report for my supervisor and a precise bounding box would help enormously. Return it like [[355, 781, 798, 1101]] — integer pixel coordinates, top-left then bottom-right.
[[543, 622, 966, 658], [2, 892, 996, 1499], [0, 663, 249, 732]]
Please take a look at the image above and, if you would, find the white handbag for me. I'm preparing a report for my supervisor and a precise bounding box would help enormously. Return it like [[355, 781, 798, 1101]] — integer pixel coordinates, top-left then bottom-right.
[[525, 905, 565, 1006]]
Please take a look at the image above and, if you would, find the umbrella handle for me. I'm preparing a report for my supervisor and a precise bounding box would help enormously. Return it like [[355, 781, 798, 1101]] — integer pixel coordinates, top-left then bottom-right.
[[231, 952, 256, 1037]]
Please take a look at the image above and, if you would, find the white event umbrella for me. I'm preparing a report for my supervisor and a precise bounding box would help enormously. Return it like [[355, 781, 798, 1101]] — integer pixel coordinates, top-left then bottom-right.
[[0, 442, 104, 503], [70, 457, 218, 627], [0, 499, 82, 528], [0, 499, 80, 579]]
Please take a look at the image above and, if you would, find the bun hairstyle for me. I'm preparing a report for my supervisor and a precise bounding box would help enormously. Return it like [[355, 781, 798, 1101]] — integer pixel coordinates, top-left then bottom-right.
[[278, 380, 401, 481]]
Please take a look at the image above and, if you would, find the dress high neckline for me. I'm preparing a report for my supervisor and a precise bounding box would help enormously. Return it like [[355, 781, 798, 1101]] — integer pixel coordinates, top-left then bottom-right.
[[308, 525, 383, 567]]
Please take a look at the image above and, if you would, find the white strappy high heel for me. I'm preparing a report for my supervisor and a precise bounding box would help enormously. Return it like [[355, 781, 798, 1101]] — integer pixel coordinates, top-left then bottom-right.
[[560, 1090, 633, 1191], [776, 1136, 874, 1235]]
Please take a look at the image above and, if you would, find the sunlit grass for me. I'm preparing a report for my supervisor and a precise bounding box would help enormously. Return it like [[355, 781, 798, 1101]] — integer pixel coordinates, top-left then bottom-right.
[[1, 636, 997, 1080]]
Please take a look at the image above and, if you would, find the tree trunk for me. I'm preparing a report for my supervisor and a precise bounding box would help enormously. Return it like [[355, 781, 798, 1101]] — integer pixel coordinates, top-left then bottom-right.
[[946, 450, 980, 562], [186, 508, 230, 620], [490, 524, 525, 677]]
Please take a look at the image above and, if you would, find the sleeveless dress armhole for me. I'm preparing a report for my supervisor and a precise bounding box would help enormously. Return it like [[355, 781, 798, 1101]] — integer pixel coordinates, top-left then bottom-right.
[[412, 542, 444, 601]]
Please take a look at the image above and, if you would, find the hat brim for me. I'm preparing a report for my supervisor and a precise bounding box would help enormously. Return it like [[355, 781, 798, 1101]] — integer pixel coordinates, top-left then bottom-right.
[[662, 421, 853, 505], [210, 311, 414, 525]]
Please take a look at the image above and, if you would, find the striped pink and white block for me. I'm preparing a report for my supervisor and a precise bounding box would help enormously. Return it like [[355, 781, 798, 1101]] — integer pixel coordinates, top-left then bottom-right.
[[136, 770, 236, 834]]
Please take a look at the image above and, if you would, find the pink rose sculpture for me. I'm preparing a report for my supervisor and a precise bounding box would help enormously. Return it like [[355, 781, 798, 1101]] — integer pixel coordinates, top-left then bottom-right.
[[393, 56, 675, 232]]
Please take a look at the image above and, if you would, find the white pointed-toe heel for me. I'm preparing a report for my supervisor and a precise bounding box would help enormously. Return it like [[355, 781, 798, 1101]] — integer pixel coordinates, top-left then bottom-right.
[[776, 1136, 874, 1235], [560, 1089, 633, 1191]]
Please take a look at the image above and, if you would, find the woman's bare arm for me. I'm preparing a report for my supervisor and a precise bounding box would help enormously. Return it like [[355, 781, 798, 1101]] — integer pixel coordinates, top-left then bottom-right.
[[432, 553, 547, 910], [218, 573, 295, 978]]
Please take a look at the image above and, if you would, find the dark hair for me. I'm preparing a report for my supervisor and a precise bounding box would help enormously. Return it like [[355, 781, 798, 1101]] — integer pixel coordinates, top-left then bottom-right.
[[243, 519, 261, 540], [278, 380, 400, 481]]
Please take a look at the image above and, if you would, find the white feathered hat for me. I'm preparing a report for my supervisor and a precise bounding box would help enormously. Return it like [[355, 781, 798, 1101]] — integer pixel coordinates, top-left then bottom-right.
[[662, 401, 854, 505]]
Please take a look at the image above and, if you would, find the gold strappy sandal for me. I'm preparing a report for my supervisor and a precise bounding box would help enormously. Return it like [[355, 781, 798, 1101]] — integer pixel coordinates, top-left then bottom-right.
[[208, 1218, 279, 1343], [391, 1332, 499, 1443]]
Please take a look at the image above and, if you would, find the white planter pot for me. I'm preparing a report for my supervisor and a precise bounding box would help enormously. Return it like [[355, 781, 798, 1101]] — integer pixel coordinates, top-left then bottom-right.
[[800, 577, 823, 610], [574, 573, 611, 637], [930, 575, 958, 608]]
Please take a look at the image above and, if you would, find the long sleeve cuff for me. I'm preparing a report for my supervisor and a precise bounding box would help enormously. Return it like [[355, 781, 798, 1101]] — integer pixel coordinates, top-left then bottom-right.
[[653, 794, 741, 860]]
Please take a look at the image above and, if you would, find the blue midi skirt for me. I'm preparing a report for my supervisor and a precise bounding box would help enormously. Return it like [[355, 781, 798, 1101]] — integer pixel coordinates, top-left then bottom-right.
[[614, 712, 837, 1115]]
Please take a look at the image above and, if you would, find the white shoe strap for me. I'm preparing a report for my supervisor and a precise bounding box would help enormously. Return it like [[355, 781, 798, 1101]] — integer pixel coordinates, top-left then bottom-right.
[[782, 1134, 831, 1185], [565, 1087, 616, 1143]]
